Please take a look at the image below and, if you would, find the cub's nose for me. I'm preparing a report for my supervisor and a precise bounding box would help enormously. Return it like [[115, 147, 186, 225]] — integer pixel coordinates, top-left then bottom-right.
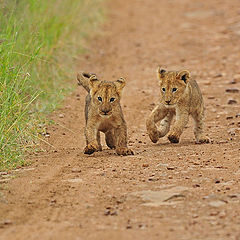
[[102, 109, 110, 115], [165, 100, 171, 104]]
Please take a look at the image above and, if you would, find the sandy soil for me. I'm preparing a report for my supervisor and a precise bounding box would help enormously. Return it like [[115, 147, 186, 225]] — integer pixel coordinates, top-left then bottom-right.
[[1, 0, 240, 239]]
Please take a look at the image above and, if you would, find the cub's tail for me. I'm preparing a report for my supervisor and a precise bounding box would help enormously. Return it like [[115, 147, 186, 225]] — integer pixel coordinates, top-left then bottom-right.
[[77, 72, 96, 92]]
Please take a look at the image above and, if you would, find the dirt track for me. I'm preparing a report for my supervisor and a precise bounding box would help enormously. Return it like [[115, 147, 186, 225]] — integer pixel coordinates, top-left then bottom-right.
[[1, 0, 240, 239]]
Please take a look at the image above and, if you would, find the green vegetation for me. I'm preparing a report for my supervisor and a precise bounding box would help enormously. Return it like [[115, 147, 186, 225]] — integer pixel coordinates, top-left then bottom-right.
[[0, 0, 104, 170]]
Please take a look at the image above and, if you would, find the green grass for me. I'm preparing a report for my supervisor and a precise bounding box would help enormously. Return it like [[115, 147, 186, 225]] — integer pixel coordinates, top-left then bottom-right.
[[0, 0, 105, 170]]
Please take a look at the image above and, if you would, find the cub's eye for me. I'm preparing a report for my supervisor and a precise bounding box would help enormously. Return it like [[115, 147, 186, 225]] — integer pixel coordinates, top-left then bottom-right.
[[110, 97, 115, 102], [172, 88, 177, 92], [98, 97, 102, 102], [162, 88, 166, 92]]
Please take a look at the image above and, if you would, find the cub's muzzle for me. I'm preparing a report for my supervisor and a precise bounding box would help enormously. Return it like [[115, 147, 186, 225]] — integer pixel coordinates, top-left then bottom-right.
[[99, 107, 112, 116]]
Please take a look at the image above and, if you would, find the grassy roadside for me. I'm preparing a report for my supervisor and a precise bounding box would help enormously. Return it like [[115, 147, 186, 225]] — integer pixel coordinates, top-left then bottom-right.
[[0, 0, 105, 170]]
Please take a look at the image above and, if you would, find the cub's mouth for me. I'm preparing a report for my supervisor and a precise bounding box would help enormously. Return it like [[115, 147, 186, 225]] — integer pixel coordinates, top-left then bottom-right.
[[164, 102, 176, 107], [99, 111, 112, 117], [161, 99, 176, 107]]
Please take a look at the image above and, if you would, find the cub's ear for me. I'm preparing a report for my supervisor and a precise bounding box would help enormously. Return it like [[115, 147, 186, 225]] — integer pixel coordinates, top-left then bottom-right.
[[157, 66, 166, 79], [115, 77, 126, 94], [177, 70, 190, 84], [89, 75, 100, 89]]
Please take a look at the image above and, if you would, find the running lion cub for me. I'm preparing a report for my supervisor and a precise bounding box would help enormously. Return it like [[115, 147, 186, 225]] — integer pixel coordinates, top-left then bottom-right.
[[146, 67, 210, 144], [77, 72, 134, 156]]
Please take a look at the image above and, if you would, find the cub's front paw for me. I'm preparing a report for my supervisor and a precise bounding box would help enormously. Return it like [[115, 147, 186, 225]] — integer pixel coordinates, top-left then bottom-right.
[[84, 142, 99, 155], [116, 147, 134, 156], [148, 130, 159, 143], [168, 134, 179, 143], [97, 145, 103, 151], [196, 136, 210, 144]]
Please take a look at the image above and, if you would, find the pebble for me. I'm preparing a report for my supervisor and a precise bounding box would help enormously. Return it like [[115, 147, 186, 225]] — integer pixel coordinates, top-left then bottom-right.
[[219, 211, 226, 218], [142, 163, 149, 168], [218, 140, 228, 144], [58, 113, 65, 118], [50, 199, 57, 204], [214, 74, 223, 78], [210, 211, 219, 216], [71, 168, 81, 173], [203, 194, 217, 200], [138, 223, 147, 229], [229, 79, 237, 84], [208, 200, 226, 207], [104, 210, 111, 216], [148, 176, 159, 181], [126, 225, 132, 229], [227, 99, 237, 105], [63, 178, 83, 183], [208, 96, 215, 99], [110, 211, 118, 216], [228, 128, 236, 136], [228, 194, 239, 198], [225, 88, 239, 93], [157, 163, 169, 167], [204, 81, 211, 85], [2, 220, 12, 225]]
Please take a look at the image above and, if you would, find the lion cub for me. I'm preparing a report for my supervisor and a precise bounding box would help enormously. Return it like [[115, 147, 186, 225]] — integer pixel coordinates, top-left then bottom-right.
[[77, 72, 134, 156], [146, 67, 210, 144]]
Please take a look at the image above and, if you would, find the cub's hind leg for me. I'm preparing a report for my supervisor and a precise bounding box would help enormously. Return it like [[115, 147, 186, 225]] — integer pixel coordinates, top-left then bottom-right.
[[105, 129, 116, 149], [192, 108, 210, 144], [158, 112, 174, 138]]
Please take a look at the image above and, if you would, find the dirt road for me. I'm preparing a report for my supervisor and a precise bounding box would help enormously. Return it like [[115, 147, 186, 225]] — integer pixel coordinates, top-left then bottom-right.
[[1, 0, 240, 239]]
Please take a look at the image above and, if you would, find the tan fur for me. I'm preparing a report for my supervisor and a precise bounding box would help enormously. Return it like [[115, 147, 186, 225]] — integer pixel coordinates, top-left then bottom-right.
[[77, 72, 134, 156], [146, 67, 210, 144]]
